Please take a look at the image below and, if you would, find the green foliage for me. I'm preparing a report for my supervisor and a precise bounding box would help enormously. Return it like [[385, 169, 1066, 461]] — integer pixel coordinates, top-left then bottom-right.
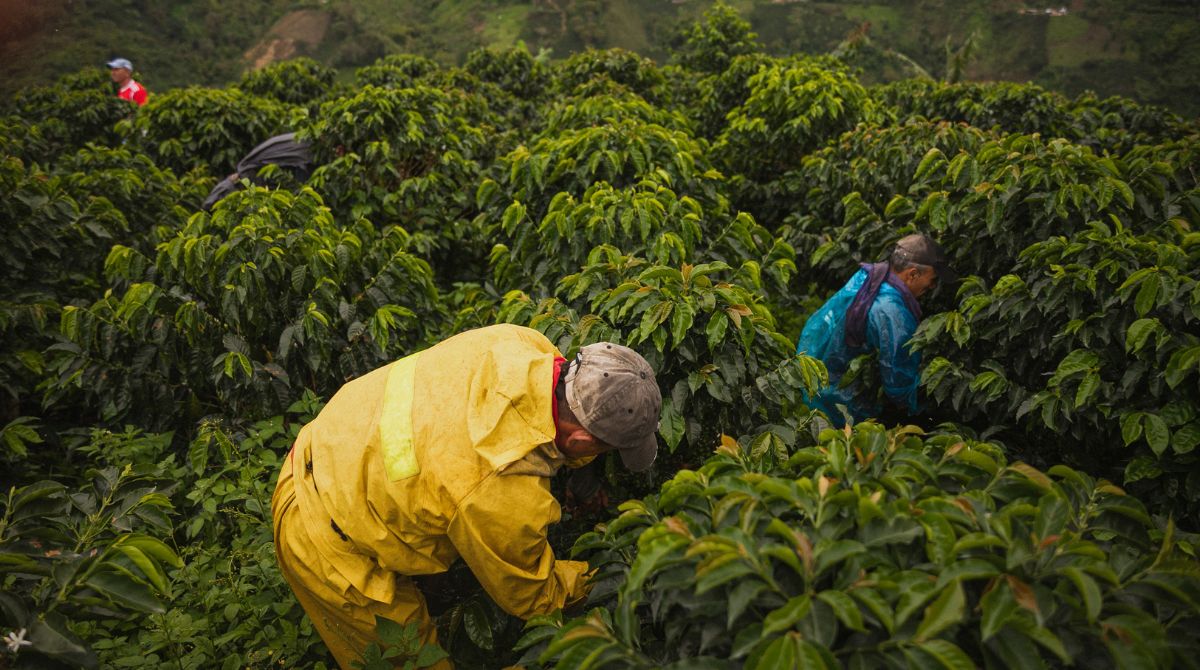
[[914, 221, 1200, 520], [7, 68, 131, 161], [354, 54, 442, 89], [476, 114, 719, 233], [942, 30, 980, 84], [239, 57, 337, 106], [689, 53, 778, 141], [0, 115, 50, 166], [302, 84, 487, 229], [0, 417, 42, 462], [716, 57, 876, 184], [56, 402, 333, 669], [415, 68, 523, 134], [127, 87, 295, 175], [464, 44, 552, 101], [1066, 92, 1195, 154], [783, 120, 992, 287], [45, 186, 440, 428], [540, 91, 692, 135], [354, 615, 449, 670], [790, 130, 1194, 284], [521, 423, 1200, 669], [486, 177, 790, 302], [775, 103, 1198, 520], [0, 146, 199, 429], [0, 461, 181, 669], [55, 144, 203, 238], [432, 590, 525, 669], [111, 409, 329, 669], [553, 49, 668, 103], [0, 156, 127, 298], [671, 1, 763, 74], [0, 297, 56, 427], [878, 79, 1074, 137], [877, 79, 1195, 155]]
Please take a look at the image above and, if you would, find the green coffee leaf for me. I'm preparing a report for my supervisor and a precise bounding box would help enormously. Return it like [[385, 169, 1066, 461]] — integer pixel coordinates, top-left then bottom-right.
[[1172, 422, 1200, 455], [1124, 318, 1161, 354], [1121, 412, 1145, 447], [462, 600, 495, 651], [86, 571, 164, 613], [1063, 567, 1101, 624], [816, 590, 865, 632], [1143, 413, 1170, 456], [29, 614, 97, 669], [762, 595, 811, 637], [916, 580, 965, 642], [916, 639, 975, 670], [1074, 372, 1100, 409], [1133, 272, 1160, 317], [980, 579, 1018, 640]]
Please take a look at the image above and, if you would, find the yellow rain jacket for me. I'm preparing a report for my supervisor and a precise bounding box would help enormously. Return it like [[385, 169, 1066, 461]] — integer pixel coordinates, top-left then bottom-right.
[[272, 324, 591, 669]]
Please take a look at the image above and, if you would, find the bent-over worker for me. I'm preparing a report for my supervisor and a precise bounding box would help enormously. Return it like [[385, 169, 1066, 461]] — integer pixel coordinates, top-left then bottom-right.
[[797, 234, 955, 426], [271, 324, 662, 668]]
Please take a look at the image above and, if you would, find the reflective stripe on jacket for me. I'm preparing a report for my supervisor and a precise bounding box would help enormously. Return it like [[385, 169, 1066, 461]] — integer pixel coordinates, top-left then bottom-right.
[[291, 324, 590, 618], [796, 268, 921, 425]]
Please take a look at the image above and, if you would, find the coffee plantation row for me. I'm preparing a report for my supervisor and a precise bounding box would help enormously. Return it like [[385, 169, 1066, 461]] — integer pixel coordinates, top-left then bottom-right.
[[1, 5, 1198, 669]]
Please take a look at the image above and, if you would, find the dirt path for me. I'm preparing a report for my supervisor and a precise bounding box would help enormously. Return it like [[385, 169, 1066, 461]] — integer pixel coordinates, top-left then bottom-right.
[[243, 8, 331, 70]]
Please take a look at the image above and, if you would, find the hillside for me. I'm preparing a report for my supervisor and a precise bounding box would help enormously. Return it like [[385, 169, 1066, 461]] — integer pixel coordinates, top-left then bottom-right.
[[1, 0, 1198, 116]]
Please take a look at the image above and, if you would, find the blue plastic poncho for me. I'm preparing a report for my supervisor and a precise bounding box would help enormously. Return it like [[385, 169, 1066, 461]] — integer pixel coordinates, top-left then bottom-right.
[[797, 268, 922, 425]]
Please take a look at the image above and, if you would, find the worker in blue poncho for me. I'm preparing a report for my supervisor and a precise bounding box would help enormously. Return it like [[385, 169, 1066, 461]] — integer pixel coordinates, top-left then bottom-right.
[[797, 234, 956, 426]]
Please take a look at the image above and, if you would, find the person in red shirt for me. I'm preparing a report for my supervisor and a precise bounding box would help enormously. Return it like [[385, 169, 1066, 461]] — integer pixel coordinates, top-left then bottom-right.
[[106, 58, 147, 106]]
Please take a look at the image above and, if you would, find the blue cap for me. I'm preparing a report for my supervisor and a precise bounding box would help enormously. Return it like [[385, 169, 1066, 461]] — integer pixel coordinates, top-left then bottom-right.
[[106, 58, 133, 71]]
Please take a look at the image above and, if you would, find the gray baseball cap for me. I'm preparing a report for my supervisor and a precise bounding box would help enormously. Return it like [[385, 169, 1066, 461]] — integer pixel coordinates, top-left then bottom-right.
[[565, 342, 661, 472], [894, 233, 958, 284], [106, 58, 133, 71]]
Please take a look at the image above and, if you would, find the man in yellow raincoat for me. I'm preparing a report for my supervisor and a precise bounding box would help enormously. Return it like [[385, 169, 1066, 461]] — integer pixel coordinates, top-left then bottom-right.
[[271, 324, 662, 668]]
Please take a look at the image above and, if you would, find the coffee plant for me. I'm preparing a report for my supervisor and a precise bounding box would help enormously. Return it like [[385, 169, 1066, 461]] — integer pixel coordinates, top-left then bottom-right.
[[878, 78, 1191, 155], [913, 221, 1200, 520], [238, 58, 337, 106], [354, 54, 441, 89], [520, 423, 1200, 669], [43, 186, 440, 429], [5, 69, 132, 161], [553, 49, 667, 104], [715, 57, 877, 184], [126, 88, 296, 175], [301, 84, 489, 230], [2, 3, 1198, 666], [464, 45, 552, 102], [1, 458, 181, 669], [669, 2, 762, 75]]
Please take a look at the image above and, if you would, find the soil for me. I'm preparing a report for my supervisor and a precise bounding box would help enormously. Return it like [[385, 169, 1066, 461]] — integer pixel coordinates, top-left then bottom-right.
[[242, 9, 331, 71]]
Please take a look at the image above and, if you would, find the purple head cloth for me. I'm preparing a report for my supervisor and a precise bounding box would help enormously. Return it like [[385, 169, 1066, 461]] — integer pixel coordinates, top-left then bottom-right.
[[844, 262, 923, 348]]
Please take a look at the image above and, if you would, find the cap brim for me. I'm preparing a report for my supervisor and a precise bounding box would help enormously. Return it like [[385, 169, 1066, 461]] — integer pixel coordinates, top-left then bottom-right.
[[618, 432, 658, 473]]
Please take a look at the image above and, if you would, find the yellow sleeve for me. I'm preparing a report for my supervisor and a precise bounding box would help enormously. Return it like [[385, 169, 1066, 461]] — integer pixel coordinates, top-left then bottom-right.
[[446, 472, 591, 619]]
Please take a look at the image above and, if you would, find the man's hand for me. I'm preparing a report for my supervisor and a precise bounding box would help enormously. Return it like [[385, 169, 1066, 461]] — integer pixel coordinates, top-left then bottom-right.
[[565, 485, 609, 515], [563, 462, 608, 516]]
